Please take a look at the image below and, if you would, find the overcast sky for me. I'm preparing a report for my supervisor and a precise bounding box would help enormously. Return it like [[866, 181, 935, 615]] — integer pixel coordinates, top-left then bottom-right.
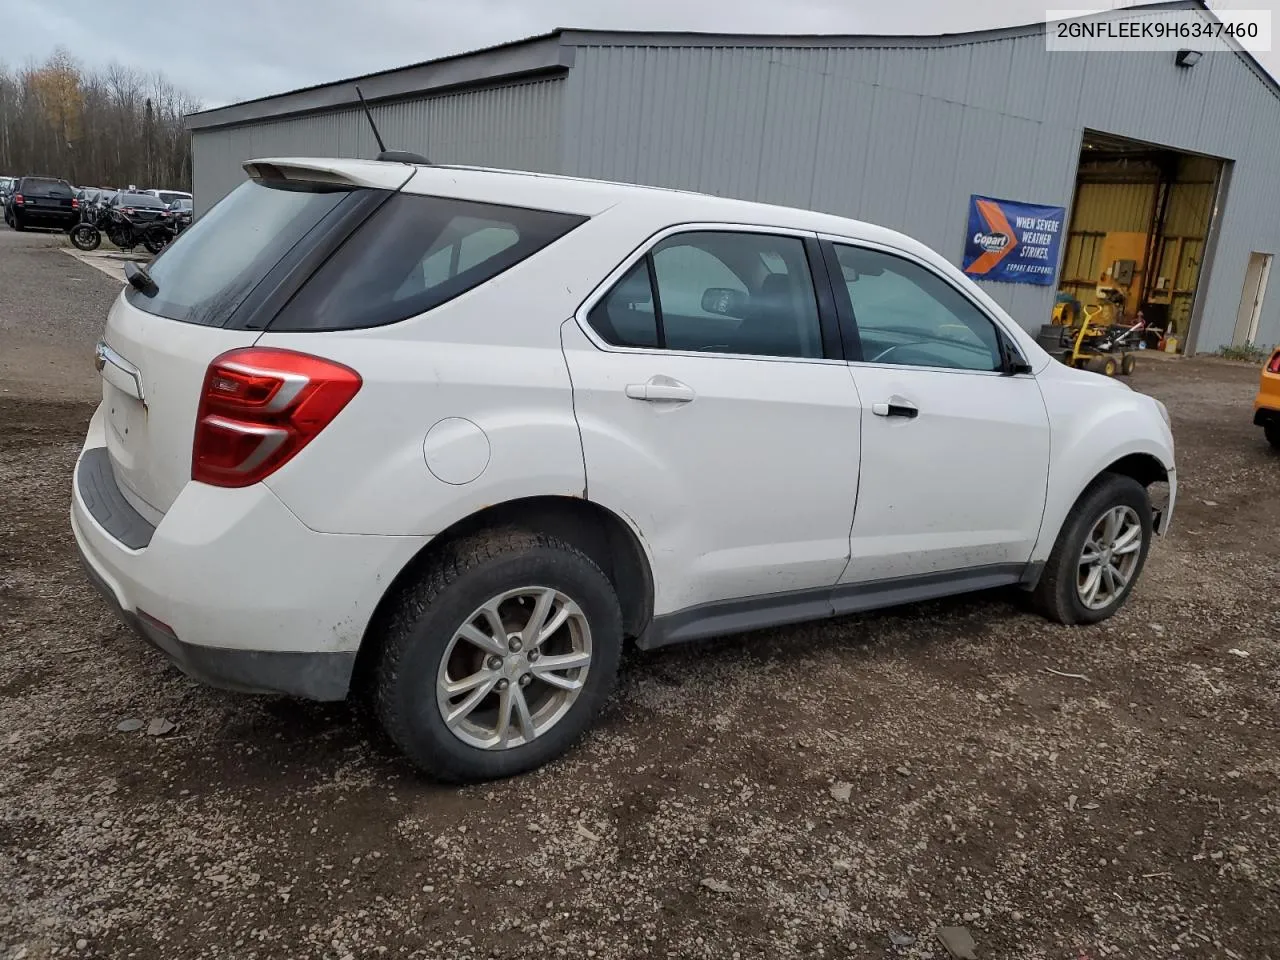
[[0, 0, 1275, 108]]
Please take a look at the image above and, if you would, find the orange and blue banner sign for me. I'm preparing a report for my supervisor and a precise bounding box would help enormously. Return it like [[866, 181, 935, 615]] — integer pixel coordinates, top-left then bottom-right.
[[962, 195, 1065, 286]]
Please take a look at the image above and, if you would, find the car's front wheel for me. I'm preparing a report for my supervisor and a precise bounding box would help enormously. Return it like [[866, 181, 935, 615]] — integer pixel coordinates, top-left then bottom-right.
[[374, 528, 622, 782], [1032, 474, 1153, 624]]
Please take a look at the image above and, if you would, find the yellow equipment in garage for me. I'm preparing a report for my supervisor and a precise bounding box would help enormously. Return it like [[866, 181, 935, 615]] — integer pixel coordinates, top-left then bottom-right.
[[1041, 288, 1140, 378], [1065, 304, 1137, 376]]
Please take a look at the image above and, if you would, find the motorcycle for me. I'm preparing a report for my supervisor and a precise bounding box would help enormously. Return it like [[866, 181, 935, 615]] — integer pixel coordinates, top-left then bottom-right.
[[70, 203, 174, 255]]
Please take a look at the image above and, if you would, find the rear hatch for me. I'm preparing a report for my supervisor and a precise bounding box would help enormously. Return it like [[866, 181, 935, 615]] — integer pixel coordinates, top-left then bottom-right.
[[20, 178, 74, 214], [97, 167, 409, 517]]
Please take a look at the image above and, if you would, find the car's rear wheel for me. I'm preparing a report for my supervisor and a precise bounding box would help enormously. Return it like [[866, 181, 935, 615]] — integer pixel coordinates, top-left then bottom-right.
[[1031, 474, 1153, 625], [374, 528, 622, 782], [11, 215, 24, 231], [1265, 422, 1280, 450]]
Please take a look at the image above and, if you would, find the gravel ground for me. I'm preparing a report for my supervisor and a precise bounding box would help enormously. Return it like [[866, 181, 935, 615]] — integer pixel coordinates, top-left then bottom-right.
[[1, 229, 1277, 960]]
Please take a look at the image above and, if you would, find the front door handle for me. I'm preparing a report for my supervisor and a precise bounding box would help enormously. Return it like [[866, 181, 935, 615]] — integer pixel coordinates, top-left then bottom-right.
[[871, 399, 918, 419], [625, 376, 696, 403]]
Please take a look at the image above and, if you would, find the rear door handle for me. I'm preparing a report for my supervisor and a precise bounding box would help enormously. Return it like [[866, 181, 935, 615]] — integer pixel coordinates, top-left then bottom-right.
[[625, 377, 695, 403], [871, 399, 918, 419]]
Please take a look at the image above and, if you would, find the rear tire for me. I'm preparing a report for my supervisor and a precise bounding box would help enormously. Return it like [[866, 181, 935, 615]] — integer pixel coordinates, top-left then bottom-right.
[[1265, 422, 1280, 450], [143, 235, 166, 255], [12, 216, 24, 231], [374, 528, 622, 782], [1121, 353, 1137, 376], [1031, 474, 1153, 625]]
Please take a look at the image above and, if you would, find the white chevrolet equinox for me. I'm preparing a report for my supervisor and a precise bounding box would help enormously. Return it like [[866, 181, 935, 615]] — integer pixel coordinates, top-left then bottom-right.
[[72, 157, 1176, 781]]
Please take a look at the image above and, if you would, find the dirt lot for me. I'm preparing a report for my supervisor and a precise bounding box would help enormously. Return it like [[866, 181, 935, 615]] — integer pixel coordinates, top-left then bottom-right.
[[1, 228, 1277, 960]]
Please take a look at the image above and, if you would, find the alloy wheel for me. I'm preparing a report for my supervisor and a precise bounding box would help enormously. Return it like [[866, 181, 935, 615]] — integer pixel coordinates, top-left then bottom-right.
[[1077, 505, 1143, 609], [436, 586, 592, 750]]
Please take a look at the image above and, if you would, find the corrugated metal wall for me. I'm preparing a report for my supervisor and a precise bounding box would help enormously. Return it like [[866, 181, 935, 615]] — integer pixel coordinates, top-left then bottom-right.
[[560, 39, 1280, 350], [192, 78, 564, 215], [1071, 182, 1156, 234]]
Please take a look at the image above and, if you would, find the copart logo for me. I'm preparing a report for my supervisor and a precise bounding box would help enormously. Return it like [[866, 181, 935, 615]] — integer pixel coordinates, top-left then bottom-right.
[[973, 231, 1010, 253]]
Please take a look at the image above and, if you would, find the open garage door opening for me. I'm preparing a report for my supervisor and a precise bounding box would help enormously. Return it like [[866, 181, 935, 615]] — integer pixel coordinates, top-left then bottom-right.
[[1054, 131, 1225, 358]]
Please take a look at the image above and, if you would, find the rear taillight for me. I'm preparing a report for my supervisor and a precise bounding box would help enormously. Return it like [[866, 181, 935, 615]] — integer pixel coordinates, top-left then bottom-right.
[[192, 348, 361, 488], [13, 193, 22, 205], [71, 198, 79, 210], [1269, 352, 1280, 374]]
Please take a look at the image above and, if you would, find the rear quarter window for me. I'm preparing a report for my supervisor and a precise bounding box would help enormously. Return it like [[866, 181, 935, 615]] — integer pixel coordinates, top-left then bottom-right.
[[125, 178, 354, 326], [269, 194, 586, 332]]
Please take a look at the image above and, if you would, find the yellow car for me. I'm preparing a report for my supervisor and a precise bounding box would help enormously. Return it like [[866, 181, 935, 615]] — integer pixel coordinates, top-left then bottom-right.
[[1255, 348, 1280, 449]]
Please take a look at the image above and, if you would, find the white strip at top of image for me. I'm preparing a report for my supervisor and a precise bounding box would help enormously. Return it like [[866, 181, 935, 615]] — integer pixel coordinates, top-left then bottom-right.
[[1046, 8, 1272, 53]]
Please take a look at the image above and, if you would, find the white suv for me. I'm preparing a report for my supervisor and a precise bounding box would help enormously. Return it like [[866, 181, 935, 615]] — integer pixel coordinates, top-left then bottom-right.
[[73, 157, 1176, 781]]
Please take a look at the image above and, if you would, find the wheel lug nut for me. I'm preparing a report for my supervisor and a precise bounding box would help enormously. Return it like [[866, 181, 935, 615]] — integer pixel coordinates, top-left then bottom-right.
[[487, 656, 503, 670], [519, 673, 532, 687], [496, 678, 510, 691], [508, 638, 522, 652], [527, 650, 539, 663]]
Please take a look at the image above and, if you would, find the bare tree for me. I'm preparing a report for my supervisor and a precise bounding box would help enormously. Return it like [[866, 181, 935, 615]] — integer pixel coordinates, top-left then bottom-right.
[[0, 50, 199, 189]]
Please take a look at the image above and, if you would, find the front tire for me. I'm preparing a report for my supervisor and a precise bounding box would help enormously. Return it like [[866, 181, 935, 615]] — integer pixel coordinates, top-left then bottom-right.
[[1032, 474, 1153, 625], [374, 528, 622, 782], [70, 224, 101, 251]]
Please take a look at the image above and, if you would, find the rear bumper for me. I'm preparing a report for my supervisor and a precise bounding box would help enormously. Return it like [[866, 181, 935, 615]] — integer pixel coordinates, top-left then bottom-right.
[[76, 546, 356, 699], [71, 407, 429, 700], [14, 208, 77, 226], [1255, 370, 1280, 423]]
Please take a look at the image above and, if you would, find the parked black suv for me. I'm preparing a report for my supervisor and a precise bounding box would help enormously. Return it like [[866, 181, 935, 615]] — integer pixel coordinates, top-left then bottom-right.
[[5, 177, 79, 231]]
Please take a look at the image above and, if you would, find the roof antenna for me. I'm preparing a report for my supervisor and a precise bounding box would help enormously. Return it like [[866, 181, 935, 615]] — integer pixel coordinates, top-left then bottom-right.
[[355, 84, 430, 165]]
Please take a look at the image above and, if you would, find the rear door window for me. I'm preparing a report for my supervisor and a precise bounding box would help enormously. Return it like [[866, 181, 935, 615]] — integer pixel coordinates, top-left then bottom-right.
[[125, 179, 353, 326], [585, 230, 825, 359], [270, 194, 586, 332]]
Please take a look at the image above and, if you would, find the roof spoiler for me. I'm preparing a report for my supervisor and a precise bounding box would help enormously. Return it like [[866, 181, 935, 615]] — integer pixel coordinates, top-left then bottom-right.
[[242, 158, 417, 192]]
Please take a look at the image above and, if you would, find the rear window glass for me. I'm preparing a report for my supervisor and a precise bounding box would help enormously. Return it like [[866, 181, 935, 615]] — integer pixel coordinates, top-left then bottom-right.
[[271, 194, 586, 332], [117, 193, 166, 208], [125, 179, 350, 326], [22, 179, 72, 197], [157, 191, 188, 204]]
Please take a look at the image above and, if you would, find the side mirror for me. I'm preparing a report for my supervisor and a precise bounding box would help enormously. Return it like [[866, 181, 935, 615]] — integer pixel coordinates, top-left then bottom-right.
[[701, 287, 748, 318]]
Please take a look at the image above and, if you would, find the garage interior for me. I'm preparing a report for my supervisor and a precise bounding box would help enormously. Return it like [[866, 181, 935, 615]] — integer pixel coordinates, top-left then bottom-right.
[[1056, 130, 1224, 355]]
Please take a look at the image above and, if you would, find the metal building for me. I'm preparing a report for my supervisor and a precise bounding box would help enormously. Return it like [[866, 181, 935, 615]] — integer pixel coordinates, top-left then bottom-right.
[[185, 0, 1280, 353]]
